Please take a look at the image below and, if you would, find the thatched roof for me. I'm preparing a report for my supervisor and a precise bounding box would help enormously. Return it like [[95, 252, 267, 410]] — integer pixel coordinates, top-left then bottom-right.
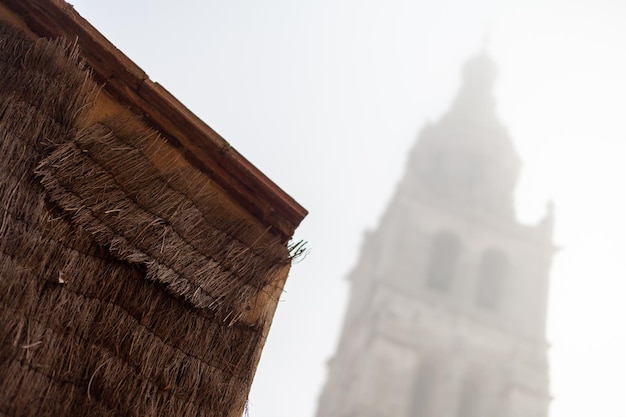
[[0, 2, 306, 416], [0, 0, 307, 241]]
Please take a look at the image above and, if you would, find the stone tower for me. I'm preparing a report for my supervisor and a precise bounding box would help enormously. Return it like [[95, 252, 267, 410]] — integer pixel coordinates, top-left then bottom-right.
[[316, 52, 555, 417]]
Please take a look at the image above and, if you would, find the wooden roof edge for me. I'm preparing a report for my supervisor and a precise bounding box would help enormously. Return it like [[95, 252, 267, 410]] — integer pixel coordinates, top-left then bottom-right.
[[2, 0, 308, 241]]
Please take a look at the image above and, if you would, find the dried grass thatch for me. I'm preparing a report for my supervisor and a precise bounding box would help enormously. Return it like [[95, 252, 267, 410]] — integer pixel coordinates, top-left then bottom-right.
[[0, 20, 297, 417]]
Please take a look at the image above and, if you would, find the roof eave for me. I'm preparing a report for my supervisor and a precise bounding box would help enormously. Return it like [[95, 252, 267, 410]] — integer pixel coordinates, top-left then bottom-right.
[[1, 0, 307, 241]]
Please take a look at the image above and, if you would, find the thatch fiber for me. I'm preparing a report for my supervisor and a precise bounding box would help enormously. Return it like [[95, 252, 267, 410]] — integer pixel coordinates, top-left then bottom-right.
[[0, 20, 295, 417]]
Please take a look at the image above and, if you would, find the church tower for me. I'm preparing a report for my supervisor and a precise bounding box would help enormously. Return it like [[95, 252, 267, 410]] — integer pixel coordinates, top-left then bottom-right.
[[316, 52, 555, 417]]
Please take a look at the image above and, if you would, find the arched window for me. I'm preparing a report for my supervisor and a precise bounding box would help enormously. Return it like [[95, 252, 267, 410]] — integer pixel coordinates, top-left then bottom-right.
[[426, 231, 462, 292], [475, 249, 507, 310], [407, 360, 437, 417]]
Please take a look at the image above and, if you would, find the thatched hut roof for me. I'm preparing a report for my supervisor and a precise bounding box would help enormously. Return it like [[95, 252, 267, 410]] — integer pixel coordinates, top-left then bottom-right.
[[0, 2, 306, 416], [0, 0, 306, 241]]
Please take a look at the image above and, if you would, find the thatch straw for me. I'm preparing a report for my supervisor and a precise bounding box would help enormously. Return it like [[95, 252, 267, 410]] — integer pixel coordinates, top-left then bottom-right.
[[37, 119, 292, 321], [0, 20, 294, 417]]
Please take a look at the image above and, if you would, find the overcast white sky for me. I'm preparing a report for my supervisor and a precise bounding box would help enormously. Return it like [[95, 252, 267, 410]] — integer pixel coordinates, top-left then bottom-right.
[[71, 1, 626, 416]]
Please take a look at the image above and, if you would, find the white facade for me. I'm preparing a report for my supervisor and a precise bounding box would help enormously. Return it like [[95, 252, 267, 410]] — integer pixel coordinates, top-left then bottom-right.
[[316, 52, 555, 417]]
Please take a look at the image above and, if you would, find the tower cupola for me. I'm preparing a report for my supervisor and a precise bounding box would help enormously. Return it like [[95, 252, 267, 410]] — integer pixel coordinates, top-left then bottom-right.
[[407, 51, 521, 219]]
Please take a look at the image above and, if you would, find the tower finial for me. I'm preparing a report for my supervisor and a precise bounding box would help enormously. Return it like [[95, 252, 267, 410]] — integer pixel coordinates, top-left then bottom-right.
[[538, 199, 555, 238]]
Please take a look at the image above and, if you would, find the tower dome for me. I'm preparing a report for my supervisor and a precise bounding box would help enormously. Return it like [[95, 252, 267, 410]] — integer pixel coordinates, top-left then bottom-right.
[[407, 51, 521, 219], [448, 50, 499, 122]]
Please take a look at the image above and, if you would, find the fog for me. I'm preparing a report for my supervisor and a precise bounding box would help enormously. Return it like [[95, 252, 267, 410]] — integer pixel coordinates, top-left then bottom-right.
[[70, 1, 626, 416]]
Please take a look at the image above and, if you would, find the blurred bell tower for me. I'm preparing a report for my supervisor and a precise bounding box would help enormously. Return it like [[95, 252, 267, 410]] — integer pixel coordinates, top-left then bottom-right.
[[315, 51, 555, 417]]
